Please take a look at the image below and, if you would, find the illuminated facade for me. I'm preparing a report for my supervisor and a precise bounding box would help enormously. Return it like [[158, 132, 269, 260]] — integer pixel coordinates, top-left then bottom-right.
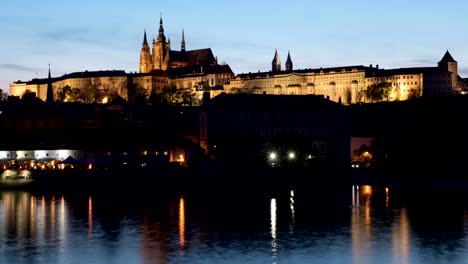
[[139, 17, 218, 73], [225, 50, 465, 104]]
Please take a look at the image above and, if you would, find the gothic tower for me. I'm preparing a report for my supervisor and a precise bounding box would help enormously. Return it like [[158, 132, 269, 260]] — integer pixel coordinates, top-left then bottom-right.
[[139, 29, 153, 73], [46, 65, 54, 104], [181, 29, 186, 52], [152, 16, 171, 71], [272, 49, 281, 72], [285, 51, 293, 71]]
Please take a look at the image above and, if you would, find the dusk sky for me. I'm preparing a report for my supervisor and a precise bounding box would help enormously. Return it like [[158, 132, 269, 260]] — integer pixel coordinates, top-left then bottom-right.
[[1, 0, 467, 93]]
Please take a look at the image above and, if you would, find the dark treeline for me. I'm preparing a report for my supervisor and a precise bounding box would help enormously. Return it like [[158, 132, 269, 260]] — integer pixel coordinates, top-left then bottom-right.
[[349, 94, 468, 180]]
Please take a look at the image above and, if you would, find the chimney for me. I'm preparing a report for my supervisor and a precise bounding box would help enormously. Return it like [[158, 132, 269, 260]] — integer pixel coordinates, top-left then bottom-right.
[[376, 64, 379, 70], [370, 64, 373, 68]]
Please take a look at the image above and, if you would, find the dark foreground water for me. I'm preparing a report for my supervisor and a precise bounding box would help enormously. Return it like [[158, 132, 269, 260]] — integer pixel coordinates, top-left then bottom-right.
[[1, 183, 468, 264]]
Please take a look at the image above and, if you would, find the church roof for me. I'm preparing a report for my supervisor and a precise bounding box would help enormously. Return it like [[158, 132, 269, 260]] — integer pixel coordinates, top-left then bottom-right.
[[439, 51, 457, 63], [170, 48, 216, 65]]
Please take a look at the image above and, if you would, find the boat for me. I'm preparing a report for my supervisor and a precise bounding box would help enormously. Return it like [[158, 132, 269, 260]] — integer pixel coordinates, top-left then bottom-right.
[[0, 169, 34, 188]]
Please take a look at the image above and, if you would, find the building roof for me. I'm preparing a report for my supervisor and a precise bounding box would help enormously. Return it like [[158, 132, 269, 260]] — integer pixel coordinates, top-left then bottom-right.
[[439, 50, 457, 63], [15, 70, 128, 85], [170, 48, 216, 65], [204, 93, 345, 113], [235, 65, 371, 79], [368, 67, 451, 78], [168, 64, 233, 78]]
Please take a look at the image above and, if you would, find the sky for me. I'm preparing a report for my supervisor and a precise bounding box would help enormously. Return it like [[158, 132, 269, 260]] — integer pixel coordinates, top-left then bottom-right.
[[1, 0, 468, 93]]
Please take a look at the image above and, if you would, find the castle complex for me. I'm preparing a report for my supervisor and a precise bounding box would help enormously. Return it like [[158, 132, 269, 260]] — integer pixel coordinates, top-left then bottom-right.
[[8, 16, 466, 105], [225, 50, 465, 104]]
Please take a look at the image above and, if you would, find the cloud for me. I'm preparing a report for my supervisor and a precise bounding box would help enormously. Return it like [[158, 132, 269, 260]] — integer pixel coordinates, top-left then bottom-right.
[[39, 27, 98, 44], [0, 64, 40, 72], [407, 58, 436, 66]]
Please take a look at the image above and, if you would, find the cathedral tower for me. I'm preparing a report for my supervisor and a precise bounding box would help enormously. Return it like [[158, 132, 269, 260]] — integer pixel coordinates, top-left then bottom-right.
[[285, 51, 293, 71], [152, 16, 171, 71], [139, 29, 153, 73], [272, 49, 281, 72]]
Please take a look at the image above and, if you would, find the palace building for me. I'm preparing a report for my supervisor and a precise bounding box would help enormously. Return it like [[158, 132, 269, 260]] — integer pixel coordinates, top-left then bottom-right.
[[225, 50, 465, 104]]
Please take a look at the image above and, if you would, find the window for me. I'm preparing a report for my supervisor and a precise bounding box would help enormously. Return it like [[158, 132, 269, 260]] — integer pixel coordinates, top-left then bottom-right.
[[155, 151, 160, 156], [163, 151, 168, 156], [46, 153, 49, 156]]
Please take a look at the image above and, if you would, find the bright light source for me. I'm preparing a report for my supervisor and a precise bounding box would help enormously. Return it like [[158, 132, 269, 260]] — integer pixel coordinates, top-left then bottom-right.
[[288, 152, 295, 159], [269, 152, 277, 160]]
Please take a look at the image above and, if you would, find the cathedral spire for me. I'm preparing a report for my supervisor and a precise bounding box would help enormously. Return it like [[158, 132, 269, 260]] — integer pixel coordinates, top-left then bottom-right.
[[181, 28, 186, 52], [157, 14, 166, 43], [285, 50, 293, 71], [272, 49, 281, 72], [143, 29, 148, 46], [46, 64, 54, 104]]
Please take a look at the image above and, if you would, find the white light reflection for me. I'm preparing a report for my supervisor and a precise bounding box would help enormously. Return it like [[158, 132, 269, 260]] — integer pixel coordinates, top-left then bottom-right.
[[270, 198, 277, 264], [59, 196, 66, 243], [352, 185, 360, 207], [290, 190, 295, 233]]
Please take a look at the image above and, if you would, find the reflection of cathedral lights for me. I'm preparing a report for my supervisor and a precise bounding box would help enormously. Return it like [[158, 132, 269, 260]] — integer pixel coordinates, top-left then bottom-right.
[[41, 196, 46, 239], [59, 196, 66, 242], [30, 196, 36, 238], [393, 208, 410, 264], [88, 196, 93, 239], [179, 196, 185, 253], [290, 190, 295, 232], [51, 196, 56, 238], [270, 198, 278, 263], [363, 185, 372, 196], [385, 187, 390, 209]]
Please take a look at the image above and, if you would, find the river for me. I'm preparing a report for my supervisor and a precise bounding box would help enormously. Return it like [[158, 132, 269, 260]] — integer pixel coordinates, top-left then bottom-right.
[[1, 184, 468, 263]]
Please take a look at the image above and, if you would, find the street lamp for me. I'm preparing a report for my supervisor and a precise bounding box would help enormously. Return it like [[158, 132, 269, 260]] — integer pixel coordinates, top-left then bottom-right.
[[288, 152, 295, 160], [269, 152, 277, 161]]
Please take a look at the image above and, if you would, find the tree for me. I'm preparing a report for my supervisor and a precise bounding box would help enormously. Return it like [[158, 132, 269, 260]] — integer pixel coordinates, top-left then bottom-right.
[[127, 81, 147, 104], [363, 82, 392, 102]]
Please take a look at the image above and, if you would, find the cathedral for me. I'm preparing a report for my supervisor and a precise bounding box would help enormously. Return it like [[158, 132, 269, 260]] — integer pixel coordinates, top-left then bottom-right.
[[139, 17, 218, 73]]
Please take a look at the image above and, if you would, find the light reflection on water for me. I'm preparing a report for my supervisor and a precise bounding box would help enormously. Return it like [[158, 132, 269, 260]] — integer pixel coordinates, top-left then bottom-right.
[[1, 185, 468, 263]]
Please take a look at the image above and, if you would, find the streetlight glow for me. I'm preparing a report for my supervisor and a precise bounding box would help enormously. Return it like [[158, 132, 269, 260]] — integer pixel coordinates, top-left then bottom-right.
[[269, 152, 277, 160], [288, 152, 295, 159]]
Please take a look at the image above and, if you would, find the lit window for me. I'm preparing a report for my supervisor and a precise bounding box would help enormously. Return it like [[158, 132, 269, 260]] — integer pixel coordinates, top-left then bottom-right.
[[164, 151, 168, 156], [123, 152, 127, 156], [108, 152, 111, 156]]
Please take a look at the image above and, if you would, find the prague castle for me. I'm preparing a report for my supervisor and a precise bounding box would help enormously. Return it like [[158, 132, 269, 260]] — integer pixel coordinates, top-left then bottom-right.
[[8, 15, 466, 105], [9, 16, 233, 104]]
